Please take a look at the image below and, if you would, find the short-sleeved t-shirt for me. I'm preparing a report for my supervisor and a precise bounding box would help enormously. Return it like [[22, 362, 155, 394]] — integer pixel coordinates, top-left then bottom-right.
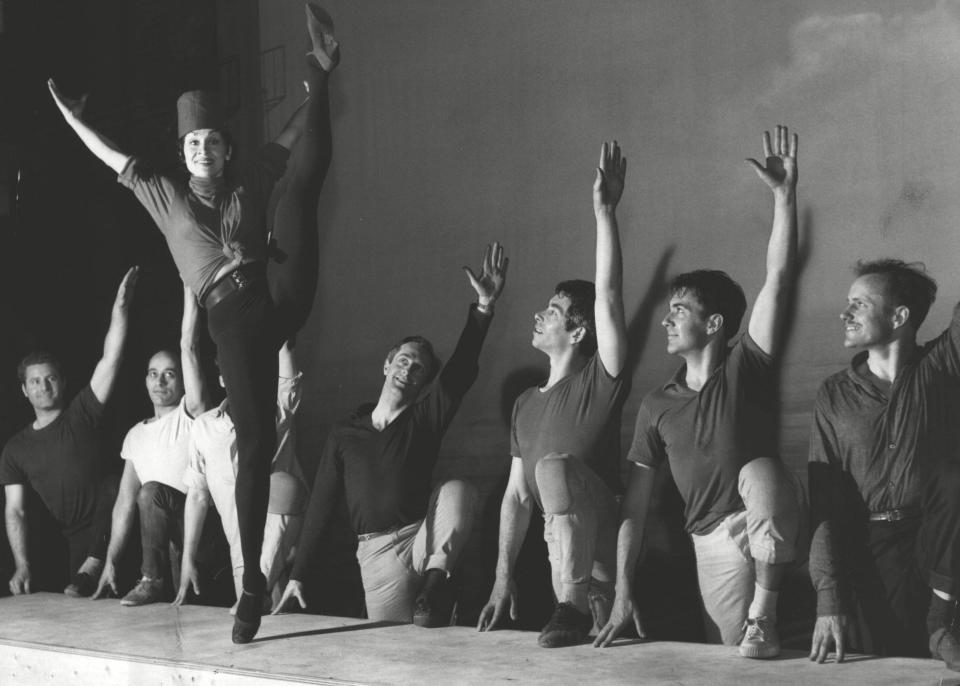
[[117, 143, 290, 299], [0, 387, 107, 526], [121, 398, 194, 494], [511, 354, 630, 505], [628, 333, 776, 535]]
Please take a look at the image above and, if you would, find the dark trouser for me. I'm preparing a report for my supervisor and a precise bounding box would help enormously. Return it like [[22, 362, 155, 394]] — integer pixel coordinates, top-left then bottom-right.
[[62, 473, 119, 575], [207, 64, 332, 594], [138, 481, 185, 581], [850, 460, 960, 657]]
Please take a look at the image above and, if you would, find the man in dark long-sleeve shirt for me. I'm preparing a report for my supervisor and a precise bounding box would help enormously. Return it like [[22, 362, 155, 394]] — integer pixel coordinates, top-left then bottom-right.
[[275, 243, 508, 626], [808, 259, 960, 671]]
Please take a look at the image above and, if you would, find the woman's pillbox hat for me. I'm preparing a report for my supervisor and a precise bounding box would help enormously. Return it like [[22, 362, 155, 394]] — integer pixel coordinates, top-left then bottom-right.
[[177, 90, 225, 137]]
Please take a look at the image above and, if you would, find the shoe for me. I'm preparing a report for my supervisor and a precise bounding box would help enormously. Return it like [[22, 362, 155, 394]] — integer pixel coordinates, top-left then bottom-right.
[[232, 590, 263, 644], [63, 572, 97, 598], [738, 617, 780, 659], [120, 577, 164, 606], [305, 2, 340, 71], [538, 602, 592, 648], [930, 627, 960, 671], [413, 572, 453, 628]]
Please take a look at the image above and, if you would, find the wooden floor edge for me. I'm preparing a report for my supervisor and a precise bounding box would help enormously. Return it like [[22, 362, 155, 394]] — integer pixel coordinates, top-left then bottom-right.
[[0, 638, 369, 686]]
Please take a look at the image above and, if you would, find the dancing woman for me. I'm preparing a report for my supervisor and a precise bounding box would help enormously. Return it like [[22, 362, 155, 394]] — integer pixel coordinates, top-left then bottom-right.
[[49, 3, 340, 642]]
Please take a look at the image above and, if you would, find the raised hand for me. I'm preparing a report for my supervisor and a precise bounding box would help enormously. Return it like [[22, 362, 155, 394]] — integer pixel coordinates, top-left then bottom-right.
[[463, 241, 508, 308], [113, 266, 140, 316], [593, 141, 627, 213], [593, 593, 646, 647], [746, 125, 798, 192], [271, 579, 307, 614], [48, 78, 89, 120]]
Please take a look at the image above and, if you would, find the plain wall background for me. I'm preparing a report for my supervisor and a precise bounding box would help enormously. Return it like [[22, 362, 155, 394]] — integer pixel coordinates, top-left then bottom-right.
[[259, 0, 960, 487]]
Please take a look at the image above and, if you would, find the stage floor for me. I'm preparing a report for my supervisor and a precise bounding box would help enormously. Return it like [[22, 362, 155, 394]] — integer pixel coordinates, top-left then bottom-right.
[[0, 593, 956, 685]]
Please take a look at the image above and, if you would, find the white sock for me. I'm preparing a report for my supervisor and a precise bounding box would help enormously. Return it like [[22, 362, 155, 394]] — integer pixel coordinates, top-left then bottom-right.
[[748, 584, 778, 620]]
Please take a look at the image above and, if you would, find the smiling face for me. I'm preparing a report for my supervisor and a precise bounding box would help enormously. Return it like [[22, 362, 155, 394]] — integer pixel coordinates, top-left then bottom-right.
[[145, 351, 184, 409], [532, 294, 580, 355], [382, 342, 431, 399], [182, 128, 231, 178], [661, 290, 716, 356], [21, 363, 65, 412], [840, 274, 902, 349]]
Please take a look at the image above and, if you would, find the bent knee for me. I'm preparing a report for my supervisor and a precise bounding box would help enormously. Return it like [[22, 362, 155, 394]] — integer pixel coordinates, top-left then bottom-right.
[[535, 453, 580, 514], [137, 481, 164, 509], [437, 479, 480, 511]]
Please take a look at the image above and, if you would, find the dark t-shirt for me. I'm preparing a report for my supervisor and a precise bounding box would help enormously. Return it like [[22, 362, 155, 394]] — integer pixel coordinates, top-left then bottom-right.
[[291, 305, 492, 581], [628, 333, 776, 535], [117, 143, 290, 299], [511, 354, 630, 505], [0, 387, 106, 527]]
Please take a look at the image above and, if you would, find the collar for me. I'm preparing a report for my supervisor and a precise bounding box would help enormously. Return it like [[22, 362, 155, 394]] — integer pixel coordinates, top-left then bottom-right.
[[188, 175, 226, 204]]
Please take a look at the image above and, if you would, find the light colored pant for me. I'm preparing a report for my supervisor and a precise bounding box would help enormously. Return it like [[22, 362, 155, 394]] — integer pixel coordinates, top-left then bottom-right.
[[537, 453, 618, 620], [355, 479, 479, 622], [691, 457, 803, 645]]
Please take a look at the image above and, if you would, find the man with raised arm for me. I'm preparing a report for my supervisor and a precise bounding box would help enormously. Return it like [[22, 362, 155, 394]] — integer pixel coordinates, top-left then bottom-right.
[[274, 243, 508, 626], [91, 286, 209, 605], [1, 267, 138, 597], [807, 258, 960, 671], [595, 126, 801, 659], [174, 340, 308, 612], [477, 142, 630, 649]]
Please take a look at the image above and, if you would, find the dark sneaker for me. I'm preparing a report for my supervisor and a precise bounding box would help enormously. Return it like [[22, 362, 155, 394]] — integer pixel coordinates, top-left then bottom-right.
[[63, 572, 97, 598], [413, 574, 453, 628], [120, 577, 164, 607], [538, 602, 592, 648], [232, 590, 263, 644], [930, 627, 960, 671], [738, 617, 781, 659]]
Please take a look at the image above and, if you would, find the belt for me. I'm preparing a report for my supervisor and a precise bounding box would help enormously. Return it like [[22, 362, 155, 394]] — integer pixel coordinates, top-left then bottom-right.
[[868, 506, 921, 522], [202, 262, 265, 310], [357, 525, 400, 542]]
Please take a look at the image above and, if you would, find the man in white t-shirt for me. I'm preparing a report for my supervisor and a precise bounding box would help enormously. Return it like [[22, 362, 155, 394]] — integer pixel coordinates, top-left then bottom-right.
[[93, 287, 209, 605], [174, 341, 308, 611]]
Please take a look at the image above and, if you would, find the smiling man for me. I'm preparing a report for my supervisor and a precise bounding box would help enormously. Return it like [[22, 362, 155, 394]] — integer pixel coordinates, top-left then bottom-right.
[[808, 259, 960, 671], [478, 142, 630, 649], [275, 242, 507, 626], [91, 286, 209, 606], [595, 127, 802, 659], [1, 268, 137, 598]]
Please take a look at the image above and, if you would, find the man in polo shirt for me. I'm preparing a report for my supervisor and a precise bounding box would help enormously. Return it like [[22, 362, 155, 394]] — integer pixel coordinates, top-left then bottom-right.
[[595, 126, 801, 658], [92, 286, 209, 605], [1, 267, 138, 597], [274, 242, 507, 625], [477, 142, 630, 648], [808, 259, 960, 671]]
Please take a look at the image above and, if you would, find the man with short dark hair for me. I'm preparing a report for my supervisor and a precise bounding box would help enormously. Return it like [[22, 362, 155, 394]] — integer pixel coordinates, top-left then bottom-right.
[[478, 142, 630, 648], [275, 242, 507, 626], [1, 267, 138, 597], [92, 286, 209, 606], [596, 127, 801, 658], [808, 258, 960, 671]]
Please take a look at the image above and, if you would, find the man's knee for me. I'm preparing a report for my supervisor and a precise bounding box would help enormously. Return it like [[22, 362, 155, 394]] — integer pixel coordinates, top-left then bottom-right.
[[535, 453, 581, 513], [436, 479, 480, 517], [137, 481, 164, 512]]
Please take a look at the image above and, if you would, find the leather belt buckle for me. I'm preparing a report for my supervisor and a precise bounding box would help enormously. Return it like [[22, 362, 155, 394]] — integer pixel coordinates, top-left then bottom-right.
[[230, 268, 249, 290]]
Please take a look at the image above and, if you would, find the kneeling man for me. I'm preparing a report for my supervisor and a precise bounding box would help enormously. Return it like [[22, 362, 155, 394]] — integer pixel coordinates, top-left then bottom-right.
[[275, 242, 507, 625], [479, 142, 630, 648]]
